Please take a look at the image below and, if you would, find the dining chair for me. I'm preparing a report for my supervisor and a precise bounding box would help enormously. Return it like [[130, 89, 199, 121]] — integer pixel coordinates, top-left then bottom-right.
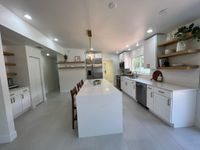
[[70, 86, 78, 129]]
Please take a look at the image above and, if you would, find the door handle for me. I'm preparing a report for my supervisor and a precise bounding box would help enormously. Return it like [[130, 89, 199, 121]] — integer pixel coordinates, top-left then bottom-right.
[[158, 90, 165, 94], [151, 92, 153, 98], [167, 99, 171, 106]]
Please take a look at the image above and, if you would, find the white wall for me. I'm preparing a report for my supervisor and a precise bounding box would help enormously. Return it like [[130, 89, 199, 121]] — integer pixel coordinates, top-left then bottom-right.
[[57, 49, 86, 92], [0, 33, 17, 143], [42, 55, 59, 94]]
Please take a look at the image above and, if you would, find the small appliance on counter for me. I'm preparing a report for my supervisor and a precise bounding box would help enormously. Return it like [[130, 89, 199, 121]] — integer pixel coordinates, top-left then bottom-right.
[[7, 78, 19, 89], [158, 58, 169, 67], [151, 70, 163, 82]]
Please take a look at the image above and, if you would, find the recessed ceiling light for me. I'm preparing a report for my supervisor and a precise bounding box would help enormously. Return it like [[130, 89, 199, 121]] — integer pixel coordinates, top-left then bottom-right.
[[90, 48, 94, 50], [24, 14, 32, 20], [46, 53, 50, 56], [128, 48, 131, 51], [147, 28, 153, 34], [54, 38, 58, 42], [136, 42, 139, 47], [126, 45, 129, 48], [116, 51, 119, 54]]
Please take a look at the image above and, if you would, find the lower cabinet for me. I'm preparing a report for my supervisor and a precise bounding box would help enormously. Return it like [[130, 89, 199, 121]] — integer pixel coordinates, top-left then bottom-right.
[[146, 86, 196, 128], [10, 87, 31, 119], [121, 77, 136, 100], [154, 93, 171, 123], [147, 86, 154, 111]]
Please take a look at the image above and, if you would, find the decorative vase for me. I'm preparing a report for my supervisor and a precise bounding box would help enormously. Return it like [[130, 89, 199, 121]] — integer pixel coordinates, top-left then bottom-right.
[[176, 41, 186, 52]]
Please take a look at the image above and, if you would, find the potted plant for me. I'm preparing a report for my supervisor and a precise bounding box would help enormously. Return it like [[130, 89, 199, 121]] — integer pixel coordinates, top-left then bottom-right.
[[174, 23, 200, 42]]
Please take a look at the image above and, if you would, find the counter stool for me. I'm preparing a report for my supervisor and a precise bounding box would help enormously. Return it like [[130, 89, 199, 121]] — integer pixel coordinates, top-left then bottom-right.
[[70, 86, 78, 129]]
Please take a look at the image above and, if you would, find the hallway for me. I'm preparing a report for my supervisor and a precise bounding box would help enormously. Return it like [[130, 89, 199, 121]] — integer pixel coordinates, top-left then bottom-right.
[[0, 92, 200, 150]]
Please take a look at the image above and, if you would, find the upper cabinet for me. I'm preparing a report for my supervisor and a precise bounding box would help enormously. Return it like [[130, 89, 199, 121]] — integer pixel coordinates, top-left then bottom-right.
[[144, 34, 165, 69], [119, 52, 130, 69]]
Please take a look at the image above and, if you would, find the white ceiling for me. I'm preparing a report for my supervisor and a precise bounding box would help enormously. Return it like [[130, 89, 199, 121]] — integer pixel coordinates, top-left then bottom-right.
[[1, 0, 200, 52]]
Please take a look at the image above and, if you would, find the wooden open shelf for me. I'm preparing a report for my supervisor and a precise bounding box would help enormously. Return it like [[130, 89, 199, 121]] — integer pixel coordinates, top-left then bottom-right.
[[158, 65, 199, 70], [3, 51, 14, 56], [5, 62, 16, 66], [7, 72, 17, 76], [158, 49, 200, 58], [57, 61, 85, 64], [157, 34, 193, 47], [58, 66, 85, 69]]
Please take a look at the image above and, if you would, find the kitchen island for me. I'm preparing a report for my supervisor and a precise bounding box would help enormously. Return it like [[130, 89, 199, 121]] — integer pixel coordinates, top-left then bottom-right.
[[76, 79, 123, 138]]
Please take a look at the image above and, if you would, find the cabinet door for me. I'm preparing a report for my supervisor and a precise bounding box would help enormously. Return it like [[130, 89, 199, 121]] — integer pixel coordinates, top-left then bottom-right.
[[130, 81, 136, 99], [144, 35, 157, 68], [124, 52, 130, 69], [124, 80, 128, 94], [22, 90, 31, 111], [154, 93, 171, 123], [147, 86, 154, 110], [121, 78, 125, 91], [12, 94, 23, 119]]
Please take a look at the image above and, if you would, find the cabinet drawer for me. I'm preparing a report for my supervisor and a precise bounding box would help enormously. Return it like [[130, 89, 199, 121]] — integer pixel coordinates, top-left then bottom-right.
[[154, 88, 172, 98]]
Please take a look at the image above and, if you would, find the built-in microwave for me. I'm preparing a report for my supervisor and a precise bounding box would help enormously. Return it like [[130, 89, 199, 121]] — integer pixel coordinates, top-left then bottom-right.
[[119, 62, 124, 69]]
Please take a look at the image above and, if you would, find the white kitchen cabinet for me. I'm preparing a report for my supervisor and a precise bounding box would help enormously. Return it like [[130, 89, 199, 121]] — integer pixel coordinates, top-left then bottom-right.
[[10, 87, 31, 119], [21, 88, 31, 112], [119, 53, 124, 62], [147, 85, 154, 111], [129, 81, 136, 100], [11, 93, 23, 118], [124, 52, 130, 69], [119, 52, 130, 69], [144, 34, 165, 69], [121, 77, 136, 100], [154, 92, 171, 123]]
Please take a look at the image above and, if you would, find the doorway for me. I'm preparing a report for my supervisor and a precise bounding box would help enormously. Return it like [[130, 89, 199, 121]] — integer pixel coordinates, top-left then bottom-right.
[[103, 60, 114, 84], [29, 57, 44, 106]]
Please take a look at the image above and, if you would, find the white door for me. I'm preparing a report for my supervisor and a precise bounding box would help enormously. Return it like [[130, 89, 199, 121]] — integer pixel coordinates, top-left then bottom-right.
[[29, 57, 44, 106]]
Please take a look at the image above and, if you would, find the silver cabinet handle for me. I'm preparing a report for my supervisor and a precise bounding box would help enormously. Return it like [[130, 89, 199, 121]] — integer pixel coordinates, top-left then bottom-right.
[[13, 98, 15, 103], [151, 92, 153, 98], [11, 98, 13, 104], [21, 94, 24, 99], [148, 87, 152, 90], [158, 90, 165, 94], [167, 99, 171, 106]]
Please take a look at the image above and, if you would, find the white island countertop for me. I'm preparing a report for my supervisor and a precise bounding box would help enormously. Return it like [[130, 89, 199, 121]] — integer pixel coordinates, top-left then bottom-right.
[[122, 76, 196, 92], [76, 79, 123, 138]]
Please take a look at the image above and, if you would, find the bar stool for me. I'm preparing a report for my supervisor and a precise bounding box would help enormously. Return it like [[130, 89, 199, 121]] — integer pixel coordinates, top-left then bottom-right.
[[80, 80, 84, 87], [77, 82, 82, 92], [70, 86, 78, 129]]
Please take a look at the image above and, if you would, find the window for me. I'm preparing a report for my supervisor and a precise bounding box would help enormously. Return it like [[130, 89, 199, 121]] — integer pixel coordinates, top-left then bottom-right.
[[131, 56, 150, 75]]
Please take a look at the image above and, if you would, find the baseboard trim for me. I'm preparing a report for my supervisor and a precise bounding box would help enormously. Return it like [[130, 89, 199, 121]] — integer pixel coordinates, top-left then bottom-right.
[[0, 130, 17, 144]]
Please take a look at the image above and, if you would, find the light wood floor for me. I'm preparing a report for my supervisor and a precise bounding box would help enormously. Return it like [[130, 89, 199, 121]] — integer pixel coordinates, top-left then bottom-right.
[[0, 91, 200, 150]]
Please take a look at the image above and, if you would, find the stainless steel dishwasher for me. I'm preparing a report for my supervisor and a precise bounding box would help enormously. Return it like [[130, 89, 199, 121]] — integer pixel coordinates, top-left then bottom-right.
[[136, 82, 147, 107]]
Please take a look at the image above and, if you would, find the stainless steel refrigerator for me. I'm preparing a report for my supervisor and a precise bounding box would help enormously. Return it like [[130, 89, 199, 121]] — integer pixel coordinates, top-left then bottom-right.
[[86, 51, 103, 79]]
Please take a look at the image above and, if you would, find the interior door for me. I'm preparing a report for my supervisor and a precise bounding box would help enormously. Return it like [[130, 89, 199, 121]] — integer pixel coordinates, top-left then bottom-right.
[[29, 57, 44, 106], [103, 60, 114, 83]]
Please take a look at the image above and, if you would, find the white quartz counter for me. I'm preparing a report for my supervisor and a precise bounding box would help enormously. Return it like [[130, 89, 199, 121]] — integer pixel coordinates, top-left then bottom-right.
[[76, 79, 123, 138], [122, 76, 196, 91]]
